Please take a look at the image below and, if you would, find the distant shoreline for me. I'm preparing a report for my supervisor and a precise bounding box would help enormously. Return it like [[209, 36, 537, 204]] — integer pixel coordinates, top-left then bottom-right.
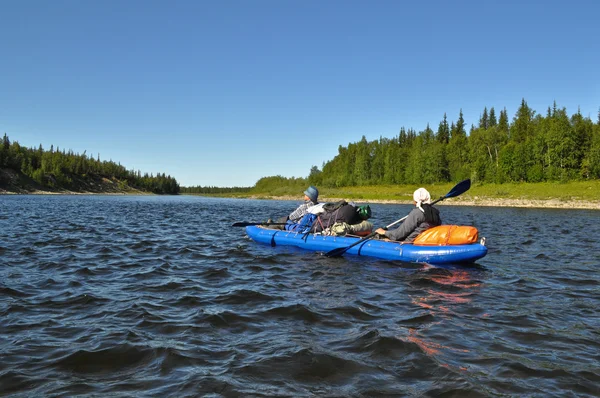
[[2, 190, 599, 210], [241, 195, 600, 210], [0, 188, 149, 196]]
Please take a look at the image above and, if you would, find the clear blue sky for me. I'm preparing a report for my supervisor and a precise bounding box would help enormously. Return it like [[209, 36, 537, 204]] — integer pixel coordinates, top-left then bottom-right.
[[1, 0, 599, 187]]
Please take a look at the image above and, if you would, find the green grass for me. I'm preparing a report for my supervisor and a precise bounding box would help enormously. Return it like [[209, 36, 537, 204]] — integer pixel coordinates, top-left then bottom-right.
[[465, 181, 600, 201], [194, 180, 600, 203]]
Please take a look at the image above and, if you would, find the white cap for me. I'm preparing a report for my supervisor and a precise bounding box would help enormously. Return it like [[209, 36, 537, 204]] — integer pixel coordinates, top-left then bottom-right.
[[413, 188, 431, 211]]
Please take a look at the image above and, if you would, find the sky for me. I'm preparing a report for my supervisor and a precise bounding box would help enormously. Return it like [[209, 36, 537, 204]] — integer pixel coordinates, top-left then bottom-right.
[[1, 0, 599, 187]]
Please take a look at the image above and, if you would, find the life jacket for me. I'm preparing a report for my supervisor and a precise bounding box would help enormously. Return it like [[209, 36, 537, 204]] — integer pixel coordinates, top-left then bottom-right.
[[421, 204, 441, 225]]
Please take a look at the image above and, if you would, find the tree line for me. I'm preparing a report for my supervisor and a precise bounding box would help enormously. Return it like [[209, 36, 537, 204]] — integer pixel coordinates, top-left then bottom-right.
[[180, 176, 305, 195], [0, 136, 180, 194], [180, 186, 252, 194], [307, 100, 600, 187], [6, 99, 596, 195]]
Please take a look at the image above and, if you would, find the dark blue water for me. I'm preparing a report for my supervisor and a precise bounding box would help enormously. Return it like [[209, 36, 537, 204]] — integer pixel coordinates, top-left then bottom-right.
[[1, 195, 598, 397]]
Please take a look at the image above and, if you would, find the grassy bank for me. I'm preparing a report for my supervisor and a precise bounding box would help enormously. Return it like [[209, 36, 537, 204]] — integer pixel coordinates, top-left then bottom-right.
[[318, 180, 600, 202], [190, 180, 600, 209]]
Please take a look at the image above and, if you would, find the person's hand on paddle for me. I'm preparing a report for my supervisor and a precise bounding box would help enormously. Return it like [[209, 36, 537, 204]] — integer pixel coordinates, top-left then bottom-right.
[[374, 228, 386, 236]]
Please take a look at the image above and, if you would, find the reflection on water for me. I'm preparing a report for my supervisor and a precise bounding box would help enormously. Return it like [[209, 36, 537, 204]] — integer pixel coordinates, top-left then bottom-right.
[[0, 195, 598, 396], [402, 267, 481, 371]]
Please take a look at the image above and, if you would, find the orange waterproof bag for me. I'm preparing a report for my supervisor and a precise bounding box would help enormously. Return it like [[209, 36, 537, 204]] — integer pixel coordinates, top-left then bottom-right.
[[413, 225, 479, 246]]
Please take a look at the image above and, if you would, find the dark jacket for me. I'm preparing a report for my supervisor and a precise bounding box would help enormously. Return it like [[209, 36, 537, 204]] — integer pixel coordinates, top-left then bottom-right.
[[384, 204, 441, 242]]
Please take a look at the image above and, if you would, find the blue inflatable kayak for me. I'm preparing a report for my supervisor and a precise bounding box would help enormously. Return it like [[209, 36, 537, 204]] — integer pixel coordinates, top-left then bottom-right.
[[245, 226, 487, 265]]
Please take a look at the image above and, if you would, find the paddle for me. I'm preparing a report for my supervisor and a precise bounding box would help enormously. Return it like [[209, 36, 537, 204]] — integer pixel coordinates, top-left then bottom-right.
[[231, 221, 289, 227], [324, 179, 471, 258]]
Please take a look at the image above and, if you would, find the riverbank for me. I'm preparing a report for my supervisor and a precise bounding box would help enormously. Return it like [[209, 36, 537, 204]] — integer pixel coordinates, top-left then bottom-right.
[[439, 197, 600, 209], [3, 171, 599, 210], [231, 180, 600, 210], [0, 168, 148, 195], [0, 189, 145, 195], [238, 194, 600, 209], [3, 189, 598, 209], [0, 185, 147, 195]]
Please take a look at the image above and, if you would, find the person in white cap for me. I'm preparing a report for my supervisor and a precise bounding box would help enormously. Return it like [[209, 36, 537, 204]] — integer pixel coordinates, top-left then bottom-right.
[[375, 187, 441, 242]]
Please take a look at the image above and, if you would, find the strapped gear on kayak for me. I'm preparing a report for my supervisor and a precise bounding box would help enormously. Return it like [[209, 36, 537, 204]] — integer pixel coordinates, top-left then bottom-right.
[[312, 201, 366, 233], [357, 205, 371, 220], [413, 225, 479, 246], [328, 220, 374, 236], [278, 201, 374, 236]]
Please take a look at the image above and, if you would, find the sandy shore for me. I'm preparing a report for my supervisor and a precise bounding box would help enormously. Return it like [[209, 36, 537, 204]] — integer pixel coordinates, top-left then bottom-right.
[[248, 195, 600, 210], [0, 190, 136, 196], [0, 188, 148, 196], [441, 197, 600, 209]]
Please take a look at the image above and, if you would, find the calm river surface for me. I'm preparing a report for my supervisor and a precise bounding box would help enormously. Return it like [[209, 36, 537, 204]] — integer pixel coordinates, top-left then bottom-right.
[[1, 195, 598, 397]]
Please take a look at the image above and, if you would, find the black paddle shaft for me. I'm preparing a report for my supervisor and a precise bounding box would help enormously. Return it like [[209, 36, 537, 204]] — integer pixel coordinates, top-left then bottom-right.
[[231, 221, 288, 227]]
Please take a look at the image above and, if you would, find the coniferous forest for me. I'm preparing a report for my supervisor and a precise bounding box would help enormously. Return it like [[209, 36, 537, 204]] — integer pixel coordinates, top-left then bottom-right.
[[307, 100, 600, 188], [0, 137, 180, 194], [183, 100, 600, 195], [3, 100, 599, 196], [179, 186, 253, 194]]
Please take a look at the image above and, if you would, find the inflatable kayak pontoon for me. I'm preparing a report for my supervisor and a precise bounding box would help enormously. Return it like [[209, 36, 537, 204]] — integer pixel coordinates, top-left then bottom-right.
[[245, 226, 487, 265]]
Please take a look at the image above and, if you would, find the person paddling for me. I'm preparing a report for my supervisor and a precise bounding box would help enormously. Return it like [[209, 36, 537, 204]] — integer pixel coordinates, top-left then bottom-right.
[[374, 188, 441, 242]]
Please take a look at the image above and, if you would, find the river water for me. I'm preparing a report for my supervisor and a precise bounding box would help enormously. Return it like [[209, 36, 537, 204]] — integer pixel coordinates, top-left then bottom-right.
[[0, 195, 598, 397]]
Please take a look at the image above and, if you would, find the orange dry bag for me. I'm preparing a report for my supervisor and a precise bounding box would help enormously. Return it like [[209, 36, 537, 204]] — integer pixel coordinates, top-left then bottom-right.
[[412, 225, 479, 246]]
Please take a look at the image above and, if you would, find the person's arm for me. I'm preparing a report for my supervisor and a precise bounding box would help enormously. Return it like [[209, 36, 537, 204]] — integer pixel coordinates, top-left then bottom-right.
[[384, 209, 423, 241]]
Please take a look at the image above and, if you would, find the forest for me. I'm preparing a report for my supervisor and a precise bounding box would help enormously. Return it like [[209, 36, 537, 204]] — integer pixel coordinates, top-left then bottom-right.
[[183, 100, 600, 195], [180, 186, 252, 194], [3, 99, 598, 196], [307, 100, 600, 188], [0, 136, 180, 194]]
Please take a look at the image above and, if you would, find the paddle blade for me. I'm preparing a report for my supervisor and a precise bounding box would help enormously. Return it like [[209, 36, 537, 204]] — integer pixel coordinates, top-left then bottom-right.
[[325, 247, 349, 258], [232, 222, 252, 227], [444, 179, 471, 199]]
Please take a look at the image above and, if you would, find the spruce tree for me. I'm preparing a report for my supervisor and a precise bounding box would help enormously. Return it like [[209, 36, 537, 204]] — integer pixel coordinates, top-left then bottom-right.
[[447, 110, 469, 180], [489, 107, 497, 126], [498, 108, 509, 132], [436, 113, 450, 144], [454, 109, 466, 138], [480, 107, 489, 129]]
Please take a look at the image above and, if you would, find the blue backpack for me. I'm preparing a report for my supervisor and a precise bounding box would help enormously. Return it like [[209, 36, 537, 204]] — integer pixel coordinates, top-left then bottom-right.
[[285, 213, 317, 233]]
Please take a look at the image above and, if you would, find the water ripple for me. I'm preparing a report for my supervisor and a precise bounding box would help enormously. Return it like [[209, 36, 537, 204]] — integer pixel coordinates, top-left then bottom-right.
[[0, 195, 598, 396]]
